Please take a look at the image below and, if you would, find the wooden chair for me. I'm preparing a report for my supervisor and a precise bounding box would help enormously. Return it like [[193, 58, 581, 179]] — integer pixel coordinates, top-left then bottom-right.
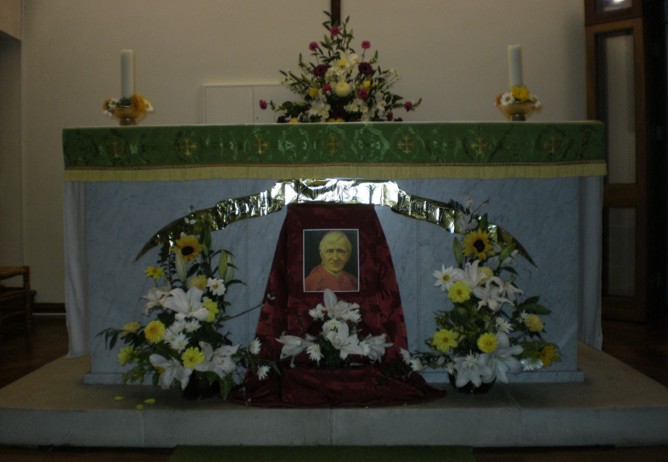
[[0, 266, 34, 331]]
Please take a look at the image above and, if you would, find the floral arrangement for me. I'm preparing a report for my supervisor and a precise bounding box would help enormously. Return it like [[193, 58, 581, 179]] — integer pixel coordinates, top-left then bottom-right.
[[103, 93, 154, 117], [495, 85, 542, 121], [100, 228, 270, 399], [495, 85, 542, 110], [276, 289, 393, 368], [407, 208, 560, 391], [260, 12, 420, 123]]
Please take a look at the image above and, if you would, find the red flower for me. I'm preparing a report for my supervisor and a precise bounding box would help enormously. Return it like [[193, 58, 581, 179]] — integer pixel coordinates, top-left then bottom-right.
[[322, 83, 332, 93], [314, 64, 329, 77], [358, 62, 373, 76], [404, 101, 414, 111], [330, 25, 340, 37], [259, 99, 268, 110], [361, 40, 371, 49], [356, 88, 369, 101], [309, 41, 318, 52]]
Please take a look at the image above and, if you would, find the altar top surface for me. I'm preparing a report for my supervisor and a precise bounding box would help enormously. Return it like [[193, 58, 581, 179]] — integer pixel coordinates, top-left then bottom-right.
[[62, 121, 605, 182]]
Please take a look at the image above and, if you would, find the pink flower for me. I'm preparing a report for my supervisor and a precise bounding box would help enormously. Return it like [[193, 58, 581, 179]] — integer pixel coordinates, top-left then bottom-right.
[[361, 40, 371, 49], [322, 83, 332, 93], [259, 99, 268, 110], [404, 101, 414, 111], [330, 25, 340, 37], [309, 41, 318, 52]]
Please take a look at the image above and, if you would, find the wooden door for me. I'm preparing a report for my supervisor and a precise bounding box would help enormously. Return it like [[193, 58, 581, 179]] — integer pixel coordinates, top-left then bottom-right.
[[585, 0, 666, 321]]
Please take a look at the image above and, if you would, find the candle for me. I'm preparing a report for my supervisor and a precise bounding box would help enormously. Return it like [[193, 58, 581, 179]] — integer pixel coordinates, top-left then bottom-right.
[[120, 49, 135, 100], [507, 44, 523, 88]]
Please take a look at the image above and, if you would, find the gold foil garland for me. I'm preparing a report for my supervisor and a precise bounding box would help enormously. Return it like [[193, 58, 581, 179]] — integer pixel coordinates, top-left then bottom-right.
[[135, 178, 534, 264]]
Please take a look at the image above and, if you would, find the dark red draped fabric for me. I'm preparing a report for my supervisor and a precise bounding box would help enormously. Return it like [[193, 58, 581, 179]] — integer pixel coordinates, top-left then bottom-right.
[[231, 204, 443, 407]]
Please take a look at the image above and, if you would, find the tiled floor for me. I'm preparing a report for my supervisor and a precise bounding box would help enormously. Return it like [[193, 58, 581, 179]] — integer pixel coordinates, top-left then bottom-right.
[[0, 314, 667, 461]]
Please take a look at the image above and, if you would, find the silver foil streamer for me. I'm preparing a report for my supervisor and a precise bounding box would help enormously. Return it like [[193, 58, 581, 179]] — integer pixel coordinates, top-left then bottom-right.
[[135, 178, 533, 264], [521, 358, 546, 372]]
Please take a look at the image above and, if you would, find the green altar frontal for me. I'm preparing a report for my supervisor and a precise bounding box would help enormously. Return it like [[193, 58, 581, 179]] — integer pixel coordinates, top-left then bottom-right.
[[63, 121, 605, 181]]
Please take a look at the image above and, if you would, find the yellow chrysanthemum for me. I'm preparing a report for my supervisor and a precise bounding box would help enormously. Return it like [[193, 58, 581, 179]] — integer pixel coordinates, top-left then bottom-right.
[[144, 320, 166, 344], [540, 344, 556, 366], [477, 333, 498, 353], [144, 265, 165, 281], [117, 346, 135, 365], [363, 80, 371, 90], [308, 87, 319, 98], [121, 321, 140, 334], [511, 85, 530, 102], [188, 274, 207, 291], [174, 234, 202, 262], [480, 266, 494, 280], [203, 298, 219, 322], [131, 93, 149, 112], [448, 280, 471, 303], [181, 347, 205, 369], [524, 314, 544, 333], [463, 229, 493, 260], [431, 328, 459, 353]]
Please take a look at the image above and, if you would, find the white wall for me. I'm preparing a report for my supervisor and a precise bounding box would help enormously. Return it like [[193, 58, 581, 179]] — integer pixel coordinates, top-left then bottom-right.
[[13, 0, 586, 303]]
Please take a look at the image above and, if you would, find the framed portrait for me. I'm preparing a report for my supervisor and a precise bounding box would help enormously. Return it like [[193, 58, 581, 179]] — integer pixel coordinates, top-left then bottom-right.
[[303, 228, 360, 293]]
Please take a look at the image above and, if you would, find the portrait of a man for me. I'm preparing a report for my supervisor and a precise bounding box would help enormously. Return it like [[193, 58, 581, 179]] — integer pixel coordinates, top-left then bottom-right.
[[303, 229, 359, 292]]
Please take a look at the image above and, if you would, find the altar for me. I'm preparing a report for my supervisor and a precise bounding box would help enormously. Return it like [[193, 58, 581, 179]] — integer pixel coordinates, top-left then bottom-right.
[[62, 121, 605, 386]]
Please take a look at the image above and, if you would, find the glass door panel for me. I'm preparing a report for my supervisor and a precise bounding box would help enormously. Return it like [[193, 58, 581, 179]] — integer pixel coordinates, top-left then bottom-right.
[[598, 30, 636, 184]]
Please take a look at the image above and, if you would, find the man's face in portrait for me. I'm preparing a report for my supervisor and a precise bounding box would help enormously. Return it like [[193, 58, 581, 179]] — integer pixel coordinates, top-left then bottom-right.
[[319, 233, 351, 275]]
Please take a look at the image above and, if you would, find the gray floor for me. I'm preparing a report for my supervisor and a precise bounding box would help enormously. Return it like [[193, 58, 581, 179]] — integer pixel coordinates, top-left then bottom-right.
[[1, 343, 667, 448]]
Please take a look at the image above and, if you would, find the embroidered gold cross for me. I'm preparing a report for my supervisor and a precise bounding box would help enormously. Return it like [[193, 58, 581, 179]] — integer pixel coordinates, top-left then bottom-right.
[[542, 134, 563, 156], [107, 138, 125, 160], [177, 136, 198, 157], [252, 136, 269, 155], [397, 134, 416, 155], [325, 134, 343, 155], [469, 137, 490, 159]]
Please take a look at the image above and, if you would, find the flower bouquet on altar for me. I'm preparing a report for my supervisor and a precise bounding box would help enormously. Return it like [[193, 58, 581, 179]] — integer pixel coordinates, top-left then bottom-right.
[[407, 207, 560, 393], [260, 11, 420, 123], [99, 229, 271, 399], [277, 289, 392, 368]]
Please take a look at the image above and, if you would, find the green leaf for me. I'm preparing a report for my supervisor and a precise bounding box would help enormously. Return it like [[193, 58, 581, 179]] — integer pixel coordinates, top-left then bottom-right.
[[453, 237, 463, 266]]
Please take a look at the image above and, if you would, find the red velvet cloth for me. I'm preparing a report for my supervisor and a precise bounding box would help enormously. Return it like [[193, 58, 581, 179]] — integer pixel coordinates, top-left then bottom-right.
[[231, 204, 443, 407]]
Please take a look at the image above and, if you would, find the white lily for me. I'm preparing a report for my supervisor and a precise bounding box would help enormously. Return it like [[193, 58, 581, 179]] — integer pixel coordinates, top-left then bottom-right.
[[163, 287, 210, 321], [196, 342, 239, 378], [453, 352, 492, 388], [360, 333, 393, 362], [149, 354, 192, 390], [461, 260, 487, 288], [473, 277, 512, 312], [483, 333, 524, 383], [142, 286, 170, 314], [276, 333, 315, 359], [325, 322, 364, 359], [322, 289, 361, 322]]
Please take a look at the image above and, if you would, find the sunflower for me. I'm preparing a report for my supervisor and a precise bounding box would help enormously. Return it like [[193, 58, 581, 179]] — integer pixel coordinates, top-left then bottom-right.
[[463, 229, 493, 260], [174, 234, 203, 262]]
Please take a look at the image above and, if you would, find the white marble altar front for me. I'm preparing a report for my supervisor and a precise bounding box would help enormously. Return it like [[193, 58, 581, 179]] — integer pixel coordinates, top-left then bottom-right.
[[62, 122, 605, 386], [75, 176, 597, 384]]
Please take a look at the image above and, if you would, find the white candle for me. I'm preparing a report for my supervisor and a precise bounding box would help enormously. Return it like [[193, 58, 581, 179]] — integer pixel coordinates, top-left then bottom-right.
[[507, 44, 523, 88], [120, 49, 135, 99]]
